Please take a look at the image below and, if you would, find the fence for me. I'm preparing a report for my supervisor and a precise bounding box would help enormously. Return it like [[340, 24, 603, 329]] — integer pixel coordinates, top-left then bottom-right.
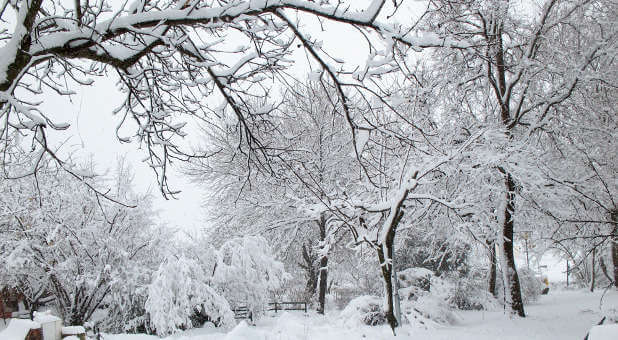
[[232, 301, 308, 320], [231, 306, 252, 321], [267, 301, 308, 313]]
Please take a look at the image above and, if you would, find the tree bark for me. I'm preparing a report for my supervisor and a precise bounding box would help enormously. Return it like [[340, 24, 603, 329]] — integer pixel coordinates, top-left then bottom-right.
[[299, 243, 318, 300], [375, 210, 404, 333], [317, 214, 328, 314], [590, 247, 596, 293], [376, 245, 397, 331], [487, 239, 497, 297], [317, 255, 328, 314], [502, 172, 525, 317], [610, 209, 618, 289]]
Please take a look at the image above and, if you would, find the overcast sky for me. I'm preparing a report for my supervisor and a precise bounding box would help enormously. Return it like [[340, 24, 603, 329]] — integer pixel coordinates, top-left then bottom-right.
[[39, 74, 207, 232]]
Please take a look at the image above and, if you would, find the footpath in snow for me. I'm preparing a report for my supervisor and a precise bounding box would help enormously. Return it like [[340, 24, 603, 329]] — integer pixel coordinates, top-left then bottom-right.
[[97, 289, 618, 340]]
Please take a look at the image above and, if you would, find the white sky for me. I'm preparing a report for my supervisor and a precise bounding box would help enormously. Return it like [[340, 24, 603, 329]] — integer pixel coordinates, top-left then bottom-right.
[[38, 73, 207, 231]]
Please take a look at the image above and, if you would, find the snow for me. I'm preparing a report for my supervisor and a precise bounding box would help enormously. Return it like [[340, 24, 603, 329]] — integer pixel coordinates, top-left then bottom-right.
[[588, 324, 618, 340], [33, 311, 61, 323], [62, 325, 86, 335], [0, 319, 41, 340], [101, 289, 618, 340]]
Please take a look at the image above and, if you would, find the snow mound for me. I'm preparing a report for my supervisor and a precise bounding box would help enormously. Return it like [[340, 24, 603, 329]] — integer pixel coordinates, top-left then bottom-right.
[[398, 267, 433, 303], [338, 296, 387, 327], [339, 293, 458, 330], [587, 324, 618, 340], [224, 321, 255, 340], [0, 319, 41, 340], [404, 294, 460, 326]]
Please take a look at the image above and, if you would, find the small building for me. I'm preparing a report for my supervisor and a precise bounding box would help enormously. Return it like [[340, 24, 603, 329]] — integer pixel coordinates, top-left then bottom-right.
[[34, 312, 62, 340], [0, 288, 27, 319]]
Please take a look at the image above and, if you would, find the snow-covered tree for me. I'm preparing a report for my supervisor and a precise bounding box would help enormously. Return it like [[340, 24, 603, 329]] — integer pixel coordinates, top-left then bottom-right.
[[0, 154, 161, 327], [186, 80, 356, 313], [145, 255, 234, 336], [0, 0, 444, 198], [145, 235, 285, 335], [215, 236, 286, 317], [403, 0, 616, 317]]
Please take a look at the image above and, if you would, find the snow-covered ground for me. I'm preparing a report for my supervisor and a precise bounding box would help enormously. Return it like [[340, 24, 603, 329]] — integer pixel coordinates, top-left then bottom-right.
[[98, 289, 617, 340]]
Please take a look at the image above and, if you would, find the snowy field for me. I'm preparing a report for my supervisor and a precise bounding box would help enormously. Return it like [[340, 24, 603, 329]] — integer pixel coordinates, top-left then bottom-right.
[[100, 289, 617, 340]]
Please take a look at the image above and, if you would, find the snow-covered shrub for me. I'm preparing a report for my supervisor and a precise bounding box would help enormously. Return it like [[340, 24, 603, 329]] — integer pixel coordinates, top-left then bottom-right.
[[145, 235, 286, 336], [495, 267, 543, 305], [516, 267, 543, 303], [214, 236, 287, 318], [396, 235, 470, 276], [339, 292, 458, 328], [0, 159, 162, 328], [395, 269, 460, 326], [333, 251, 383, 309], [496, 268, 544, 304], [398, 267, 433, 301], [145, 256, 234, 336], [338, 296, 386, 327], [430, 274, 497, 311], [402, 293, 460, 326]]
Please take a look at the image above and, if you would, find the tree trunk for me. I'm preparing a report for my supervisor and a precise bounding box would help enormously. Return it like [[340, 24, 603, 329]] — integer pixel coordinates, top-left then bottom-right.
[[317, 255, 328, 314], [610, 209, 618, 289], [375, 210, 404, 333], [590, 246, 596, 292], [599, 256, 613, 283], [487, 239, 497, 297], [502, 172, 525, 317], [299, 243, 318, 300], [487, 14, 525, 316], [376, 245, 397, 332], [317, 214, 328, 314]]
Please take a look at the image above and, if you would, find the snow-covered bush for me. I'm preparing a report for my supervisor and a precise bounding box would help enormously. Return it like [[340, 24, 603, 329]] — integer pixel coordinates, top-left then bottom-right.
[[145, 256, 235, 336], [430, 274, 498, 311], [398, 267, 433, 301], [0, 158, 161, 328], [395, 268, 460, 326], [214, 236, 287, 318], [495, 267, 543, 305], [145, 235, 285, 335], [402, 293, 460, 326], [515, 267, 543, 304], [496, 268, 544, 304], [339, 293, 459, 329], [332, 251, 383, 309], [338, 296, 387, 327]]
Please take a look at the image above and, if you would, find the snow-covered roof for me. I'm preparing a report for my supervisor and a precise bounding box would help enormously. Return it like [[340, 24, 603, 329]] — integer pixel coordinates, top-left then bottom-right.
[[62, 325, 86, 335]]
